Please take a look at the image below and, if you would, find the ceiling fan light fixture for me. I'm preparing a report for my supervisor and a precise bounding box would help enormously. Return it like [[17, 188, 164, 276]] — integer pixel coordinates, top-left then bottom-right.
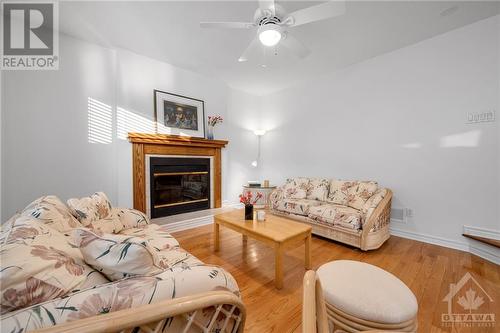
[[258, 24, 282, 47]]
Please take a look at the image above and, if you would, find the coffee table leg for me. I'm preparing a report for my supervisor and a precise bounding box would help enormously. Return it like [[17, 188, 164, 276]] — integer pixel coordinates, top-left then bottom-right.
[[305, 233, 311, 269], [214, 222, 220, 251], [275, 243, 283, 289], [242, 235, 248, 243]]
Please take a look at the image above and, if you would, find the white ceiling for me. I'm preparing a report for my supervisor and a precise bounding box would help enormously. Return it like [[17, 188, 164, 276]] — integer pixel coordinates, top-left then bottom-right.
[[59, 1, 500, 95]]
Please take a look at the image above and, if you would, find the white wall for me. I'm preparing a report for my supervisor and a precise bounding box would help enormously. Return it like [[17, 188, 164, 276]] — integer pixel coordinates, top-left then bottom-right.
[[1, 34, 241, 220], [255, 16, 500, 246], [225, 89, 263, 202], [0, 69, 3, 221], [2, 36, 116, 220]]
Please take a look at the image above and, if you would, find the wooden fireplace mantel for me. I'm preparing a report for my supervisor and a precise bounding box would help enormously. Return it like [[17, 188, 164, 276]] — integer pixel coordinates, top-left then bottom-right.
[[128, 133, 228, 214]]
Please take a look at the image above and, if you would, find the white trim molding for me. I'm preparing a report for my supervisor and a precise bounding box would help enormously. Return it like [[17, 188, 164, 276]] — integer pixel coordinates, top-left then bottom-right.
[[390, 227, 469, 251], [160, 215, 213, 233], [390, 226, 500, 265], [221, 200, 243, 209]]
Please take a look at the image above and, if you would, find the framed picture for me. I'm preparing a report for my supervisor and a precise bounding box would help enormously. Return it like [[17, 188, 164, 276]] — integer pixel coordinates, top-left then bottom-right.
[[154, 90, 205, 138]]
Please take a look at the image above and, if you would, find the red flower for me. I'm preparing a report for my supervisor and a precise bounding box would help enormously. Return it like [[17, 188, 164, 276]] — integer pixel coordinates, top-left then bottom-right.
[[239, 191, 262, 205]]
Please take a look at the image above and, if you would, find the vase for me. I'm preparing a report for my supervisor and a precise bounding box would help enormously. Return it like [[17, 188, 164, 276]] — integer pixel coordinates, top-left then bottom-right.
[[244, 204, 253, 220], [207, 125, 214, 140]]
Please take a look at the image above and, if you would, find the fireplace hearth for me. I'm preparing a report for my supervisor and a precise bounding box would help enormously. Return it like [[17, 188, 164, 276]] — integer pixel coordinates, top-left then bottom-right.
[[150, 157, 210, 218]]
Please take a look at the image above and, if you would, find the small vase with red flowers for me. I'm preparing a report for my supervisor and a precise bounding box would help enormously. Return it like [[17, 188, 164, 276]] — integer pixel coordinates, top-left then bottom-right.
[[239, 191, 263, 220]]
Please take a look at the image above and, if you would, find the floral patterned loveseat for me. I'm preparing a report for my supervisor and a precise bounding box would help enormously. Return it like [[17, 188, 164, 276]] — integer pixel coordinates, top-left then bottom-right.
[[0, 193, 245, 333], [270, 178, 392, 251]]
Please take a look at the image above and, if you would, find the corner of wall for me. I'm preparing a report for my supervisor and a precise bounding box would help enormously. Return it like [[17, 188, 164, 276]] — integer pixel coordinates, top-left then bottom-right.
[[0, 69, 3, 222]]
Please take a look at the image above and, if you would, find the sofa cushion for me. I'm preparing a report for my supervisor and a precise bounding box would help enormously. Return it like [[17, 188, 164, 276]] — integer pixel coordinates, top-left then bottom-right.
[[317, 260, 418, 324], [118, 223, 179, 250], [73, 229, 167, 281], [0, 264, 240, 333], [283, 177, 310, 199], [0, 216, 92, 314], [347, 181, 378, 210], [113, 208, 150, 229], [308, 204, 364, 230], [327, 180, 357, 205], [21, 195, 82, 232], [67, 192, 112, 226], [306, 178, 330, 201], [273, 198, 322, 216], [88, 208, 150, 234]]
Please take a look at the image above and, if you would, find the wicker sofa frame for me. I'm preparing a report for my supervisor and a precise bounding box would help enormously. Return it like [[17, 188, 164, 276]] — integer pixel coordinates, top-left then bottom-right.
[[32, 290, 246, 333], [270, 189, 393, 251]]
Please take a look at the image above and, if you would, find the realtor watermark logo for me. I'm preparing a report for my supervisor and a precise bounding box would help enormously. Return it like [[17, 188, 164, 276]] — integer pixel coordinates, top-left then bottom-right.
[[441, 272, 495, 328], [1, 1, 59, 70]]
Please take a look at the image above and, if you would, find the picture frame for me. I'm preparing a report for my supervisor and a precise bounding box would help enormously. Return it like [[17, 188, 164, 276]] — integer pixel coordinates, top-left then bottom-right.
[[153, 89, 205, 138]]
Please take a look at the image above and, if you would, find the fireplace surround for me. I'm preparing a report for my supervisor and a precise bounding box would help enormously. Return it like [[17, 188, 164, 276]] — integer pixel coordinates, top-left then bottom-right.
[[128, 133, 228, 218]]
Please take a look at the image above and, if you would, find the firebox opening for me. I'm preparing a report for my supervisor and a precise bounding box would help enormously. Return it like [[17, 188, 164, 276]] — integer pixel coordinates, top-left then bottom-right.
[[150, 157, 210, 218]]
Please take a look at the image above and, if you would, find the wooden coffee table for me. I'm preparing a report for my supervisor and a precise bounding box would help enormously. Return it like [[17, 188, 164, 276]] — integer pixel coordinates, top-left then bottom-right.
[[213, 209, 312, 289]]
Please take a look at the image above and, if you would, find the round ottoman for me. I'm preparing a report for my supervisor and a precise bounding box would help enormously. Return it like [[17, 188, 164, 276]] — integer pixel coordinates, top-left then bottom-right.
[[317, 260, 418, 332]]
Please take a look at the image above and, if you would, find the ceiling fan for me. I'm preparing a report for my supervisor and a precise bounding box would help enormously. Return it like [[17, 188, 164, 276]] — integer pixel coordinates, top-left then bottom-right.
[[200, 0, 346, 62]]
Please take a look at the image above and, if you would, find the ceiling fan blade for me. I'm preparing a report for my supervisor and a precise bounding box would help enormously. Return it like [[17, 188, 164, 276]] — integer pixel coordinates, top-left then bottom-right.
[[200, 22, 255, 29], [285, 0, 346, 27], [280, 34, 310, 59], [259, 0, 276, 16], [238, 37, 262, 62]]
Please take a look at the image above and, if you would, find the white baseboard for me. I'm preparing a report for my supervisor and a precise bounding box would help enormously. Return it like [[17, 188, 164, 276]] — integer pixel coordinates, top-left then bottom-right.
[[469, 244, 500, 266], [390, 226, 500, 265], [222, 200, 243, 209], [162, 215, 213, 233], [389, 227, 469, 251]]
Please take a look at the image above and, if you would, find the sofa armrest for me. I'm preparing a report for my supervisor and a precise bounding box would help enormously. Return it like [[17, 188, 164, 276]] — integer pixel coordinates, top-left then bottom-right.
[[32, 290, 246, 333], [269, 186, 285, 206], [361, 189, 392, 240]]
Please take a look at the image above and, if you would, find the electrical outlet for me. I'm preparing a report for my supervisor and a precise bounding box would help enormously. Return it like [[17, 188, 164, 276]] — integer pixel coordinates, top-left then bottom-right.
[[405, 208, 414, 218]]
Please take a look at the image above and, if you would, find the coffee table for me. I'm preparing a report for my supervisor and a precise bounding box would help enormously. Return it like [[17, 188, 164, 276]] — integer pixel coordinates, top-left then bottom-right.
[[213, 209, 312, 289]]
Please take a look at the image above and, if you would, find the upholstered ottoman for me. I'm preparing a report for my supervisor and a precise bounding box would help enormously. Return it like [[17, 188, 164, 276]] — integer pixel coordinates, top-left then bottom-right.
[[317, 260, 418, 332]]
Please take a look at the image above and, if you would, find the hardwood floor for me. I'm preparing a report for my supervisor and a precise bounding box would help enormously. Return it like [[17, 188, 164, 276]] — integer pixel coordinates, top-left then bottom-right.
[[172, 224, 500, 333]]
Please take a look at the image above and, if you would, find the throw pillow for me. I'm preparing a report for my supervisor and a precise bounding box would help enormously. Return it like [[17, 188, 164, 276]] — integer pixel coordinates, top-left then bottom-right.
[[67, 192, 112, 226], [21, 195, 82, 232], [0, 216, 90, 314], [283, 177, 310, 199], [327, 180, 357, 205], [306, 178, 330, 201], [347, 181, 378, 210], [73, 228, 167, 281]]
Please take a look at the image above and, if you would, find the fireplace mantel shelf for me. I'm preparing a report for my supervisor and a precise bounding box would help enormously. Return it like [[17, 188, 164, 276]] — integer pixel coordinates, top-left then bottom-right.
[[128, 132, 228, 215], [128, 133, 228, 148]]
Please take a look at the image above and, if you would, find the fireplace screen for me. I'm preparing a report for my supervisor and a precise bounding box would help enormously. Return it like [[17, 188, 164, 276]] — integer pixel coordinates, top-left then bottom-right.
[[150, 157, 210, 218]]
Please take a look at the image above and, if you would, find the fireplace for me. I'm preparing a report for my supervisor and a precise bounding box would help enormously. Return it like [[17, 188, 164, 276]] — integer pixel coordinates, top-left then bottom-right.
[[149, 157, 211, 218], [128, 133, 227, 217]]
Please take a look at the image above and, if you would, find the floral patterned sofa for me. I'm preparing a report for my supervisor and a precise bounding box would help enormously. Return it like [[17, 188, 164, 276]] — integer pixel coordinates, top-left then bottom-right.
[[0, 193, 245, 333], [270, 178, 392, 251]]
